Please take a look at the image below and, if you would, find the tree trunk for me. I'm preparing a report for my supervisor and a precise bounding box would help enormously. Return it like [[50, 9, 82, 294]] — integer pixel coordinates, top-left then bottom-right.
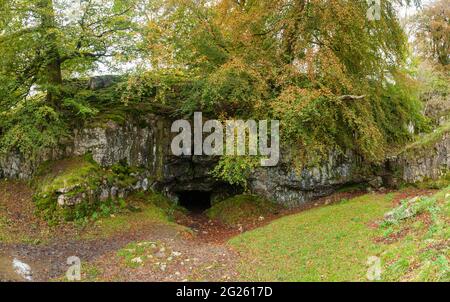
[[37, 0, 63, 106], [282, 0, 306, 64]]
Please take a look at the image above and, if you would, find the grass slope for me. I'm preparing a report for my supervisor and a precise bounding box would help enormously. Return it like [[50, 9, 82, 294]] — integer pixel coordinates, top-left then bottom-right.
[[206, 195, 280, 226], [0, 178, 185, 243], [230, 189, 450, 282], [81, 192, 188, 240], [230, 194, 394, 281], [379, 188, 450, 281]]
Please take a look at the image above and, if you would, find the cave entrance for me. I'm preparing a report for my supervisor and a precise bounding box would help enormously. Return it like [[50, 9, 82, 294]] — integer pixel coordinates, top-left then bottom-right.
[[177, 191, 212, 213]]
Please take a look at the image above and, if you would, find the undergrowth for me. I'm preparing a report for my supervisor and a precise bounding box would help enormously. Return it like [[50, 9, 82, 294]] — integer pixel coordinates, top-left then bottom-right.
[[379, 187, 450, 281], [206, 194, 280, 226], [33, 156, 147, 225]]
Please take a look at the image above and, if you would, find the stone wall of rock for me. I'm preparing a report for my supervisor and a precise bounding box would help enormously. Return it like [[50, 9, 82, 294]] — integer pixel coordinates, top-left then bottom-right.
[[391, 132, 450, 184], [0, 114, 235, 204], [248, 151, 371, 207], [0, 152, 38, 180], [0, 115, 164, 180], [1, 113, 449, 208], [0, 115, 383, 208], [71, 120, 155, 168], [424, 92, 449, 126]]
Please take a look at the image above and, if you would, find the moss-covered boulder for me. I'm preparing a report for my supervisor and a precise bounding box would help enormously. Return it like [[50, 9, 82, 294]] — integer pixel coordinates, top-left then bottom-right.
[[33, 157, 150, 224], [392, 121, 450, 186]]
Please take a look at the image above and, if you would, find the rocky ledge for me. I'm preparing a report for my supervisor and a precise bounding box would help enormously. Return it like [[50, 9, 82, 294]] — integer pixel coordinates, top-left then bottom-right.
[[1, 115, 449, 208]]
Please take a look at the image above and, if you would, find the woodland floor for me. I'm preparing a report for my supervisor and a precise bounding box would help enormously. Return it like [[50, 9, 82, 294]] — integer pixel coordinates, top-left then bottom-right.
[[0, 179, 444, 282]]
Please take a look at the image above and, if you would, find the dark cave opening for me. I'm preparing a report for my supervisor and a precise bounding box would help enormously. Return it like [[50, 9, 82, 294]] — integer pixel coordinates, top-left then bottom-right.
[[177, 191, 212, 213]]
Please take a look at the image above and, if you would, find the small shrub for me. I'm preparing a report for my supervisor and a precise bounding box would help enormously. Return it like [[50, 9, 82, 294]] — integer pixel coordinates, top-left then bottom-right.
[[211, 156, 259, 190], [416, 256, 450, 282]]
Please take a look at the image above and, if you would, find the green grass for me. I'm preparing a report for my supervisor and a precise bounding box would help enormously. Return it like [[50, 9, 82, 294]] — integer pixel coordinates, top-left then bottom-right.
[[229, 193, 394, 281], [81, 191, 188, 240], [117, 240, 176, 269], [81, 263, 103, 282], [206, 194, 280, 226], [230, 188, 450, 282], [82, 204, 169, 239], [379, 187, 450, 282], [0, 215, 13, 242], [37, 157, 101, 193]]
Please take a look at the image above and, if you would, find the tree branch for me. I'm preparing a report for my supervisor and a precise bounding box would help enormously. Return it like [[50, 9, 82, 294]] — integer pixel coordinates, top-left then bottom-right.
[[338, 95, 366, 101]]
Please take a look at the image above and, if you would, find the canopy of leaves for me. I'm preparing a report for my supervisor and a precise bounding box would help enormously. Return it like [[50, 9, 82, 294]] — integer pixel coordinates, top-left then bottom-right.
[[0, 0, 146, 157], [413, 0, 450, 68], [0, 0, 433, 173], [143, 0, 427, 164]]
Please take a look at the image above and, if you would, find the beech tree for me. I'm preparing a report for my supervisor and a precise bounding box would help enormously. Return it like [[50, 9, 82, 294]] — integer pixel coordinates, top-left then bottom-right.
[[143, 0, 426, 165], [414, 0, 450, 67], [0, 0, 144, 107], [0, 0, 149, 157]]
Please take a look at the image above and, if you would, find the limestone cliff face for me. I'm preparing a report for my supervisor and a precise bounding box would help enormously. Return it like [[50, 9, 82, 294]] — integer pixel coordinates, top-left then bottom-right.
[[0, 151, 35, 180], [391, 131, 450, 184], [0, 115, 233, 203], [1, 115, 449, 207], [0, 115, 163, 180], [71, 120, 156, 168], [248, 151, 368, 207]]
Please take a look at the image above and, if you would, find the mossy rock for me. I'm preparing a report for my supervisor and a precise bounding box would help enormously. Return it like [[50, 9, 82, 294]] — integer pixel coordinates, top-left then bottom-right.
[[206, 194, 280, 226], [128, 191, 186, 218], [37, 157, 102, 192], [411, 171, 450, 190], [401, 120, 450, 160], [33, 156, 144, 224], [33, 157, 101, 223]]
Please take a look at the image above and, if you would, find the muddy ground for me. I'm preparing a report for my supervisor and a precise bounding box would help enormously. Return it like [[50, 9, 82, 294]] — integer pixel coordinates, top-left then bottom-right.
[[0, 180, 435, 282]]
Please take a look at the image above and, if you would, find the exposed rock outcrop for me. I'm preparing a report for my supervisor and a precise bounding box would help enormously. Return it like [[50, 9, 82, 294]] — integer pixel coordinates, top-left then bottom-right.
[[1, 114, 449, 208], [248, 151, 369, 207], [424, 93, 449, 126], [0, 116, 161, 180], [71, 119, 158, 168], [391, 131, 450, 184], [0, 114, 235, 206]]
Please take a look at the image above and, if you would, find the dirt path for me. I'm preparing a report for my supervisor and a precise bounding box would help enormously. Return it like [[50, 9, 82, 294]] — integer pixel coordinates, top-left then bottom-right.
[[2, 180, 434, 282], [0, 219, 239, 282], [0, 180, 238, 282], [0, 184, 372, 282]]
